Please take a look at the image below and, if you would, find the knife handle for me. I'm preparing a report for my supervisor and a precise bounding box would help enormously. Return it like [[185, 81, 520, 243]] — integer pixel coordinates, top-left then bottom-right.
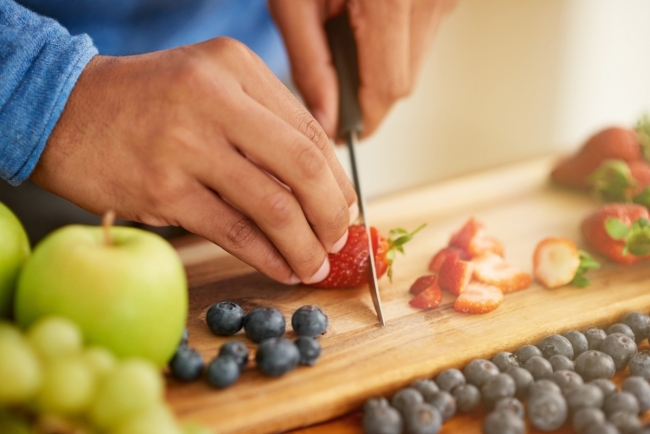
[[325, 12, 363, 140]]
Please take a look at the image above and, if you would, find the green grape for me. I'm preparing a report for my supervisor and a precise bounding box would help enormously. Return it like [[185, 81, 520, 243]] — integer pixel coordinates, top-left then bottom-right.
[[36, 355, 96, 415], [0, 332, 41, 405], [89, 358, 164, 429], [0, 321, 22, 342], [27, 316, 83, 361], [109, 404, 182, 434], [83, 346, 117, 378], [0, 409, 32, 434], [182, 422, 212, 434]]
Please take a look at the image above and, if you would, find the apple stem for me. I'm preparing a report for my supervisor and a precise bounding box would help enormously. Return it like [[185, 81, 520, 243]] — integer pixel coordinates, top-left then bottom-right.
[[103, 210, 116, 246]]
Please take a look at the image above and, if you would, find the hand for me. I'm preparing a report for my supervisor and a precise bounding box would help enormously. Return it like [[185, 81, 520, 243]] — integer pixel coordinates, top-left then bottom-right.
[[31, 37, 358, 284], [269, 0, 458, 139]]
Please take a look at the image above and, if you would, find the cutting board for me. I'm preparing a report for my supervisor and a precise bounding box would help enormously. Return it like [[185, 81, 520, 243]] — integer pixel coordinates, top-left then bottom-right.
[[166, 155, 650, 433]]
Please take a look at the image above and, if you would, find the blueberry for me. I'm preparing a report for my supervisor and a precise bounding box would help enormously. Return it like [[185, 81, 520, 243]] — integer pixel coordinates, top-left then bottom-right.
[[218, 341, 249, 371], [481, 373, 516, 409], [169, 345, 204, 381], [574, 350, 616, 382], [528, 379, 562, 397], [244, 307, 286, 343], [362, 402, 403, 434], [563, 330, 589, 357], [206, 301, 245, 336], [537, 334, 574, 360], [527, 391, 568, 431], [451, 384, 481, 413], [628, 350, 650, 380], [391, 388, 423, 415], [494, 397, 524, 419], [206, 355, 240, 388], [514, 344, 543, 365], [294, 336, 321, 366], [584, 423, 621, 434], [524, 355, 553, 381], [621, 376, 650, 413], [483, 409, 525, 434], [402, 402, 441, 434], [589, 378, 618, 398], [463, 359, 499, 388], [603, 391, 640, 417], [583, 328, 608, 351], [606, 323, 635, 340], [364, 396, 390, 413], [425, 390, 456, 421], [599, 332, 638, 370], [291, 305, 328, 337], [255, 337, 299, 377], [565, 384, 605, 413], [573, 407, 606, 434], [410, 379, 439, 402], [549, 369, 583, 394], [622, 312, 650, 343], [491, 352, 520, 372], [504, 366, 534, 399], [434, 368, 465, 392], [608, 411, 641, 434], [549, 354, 574, 372]]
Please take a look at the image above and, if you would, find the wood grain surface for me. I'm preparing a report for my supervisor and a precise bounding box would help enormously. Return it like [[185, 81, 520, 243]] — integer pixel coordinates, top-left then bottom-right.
[[166, 156, 650, 433]]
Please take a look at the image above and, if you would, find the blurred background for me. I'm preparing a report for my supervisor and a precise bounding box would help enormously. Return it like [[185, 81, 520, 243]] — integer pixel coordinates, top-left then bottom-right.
[[3, 0, 650, 242]]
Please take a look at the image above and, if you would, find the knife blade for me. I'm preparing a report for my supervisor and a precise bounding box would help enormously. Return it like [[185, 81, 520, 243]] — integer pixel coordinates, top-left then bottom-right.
[[325, 12, 386, 326]]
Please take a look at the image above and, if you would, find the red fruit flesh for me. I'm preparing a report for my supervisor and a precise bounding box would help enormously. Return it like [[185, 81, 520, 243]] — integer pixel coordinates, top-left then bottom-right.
[[454, 281, 503, 314], [409, 275, 438, 296], [581, 203, 650, 264], [428, 247, 469, 273], [449, 218, 504, 258], [551, 127, 642, 189], [409, 285, 443, 309], [438, 254, 474, 295], [472, 253, 532, 293]]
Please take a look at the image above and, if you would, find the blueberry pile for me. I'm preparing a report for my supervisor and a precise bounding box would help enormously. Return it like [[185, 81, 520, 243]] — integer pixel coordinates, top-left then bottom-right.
[[169, 302, 328, 388], [363, 311, 650, 434]]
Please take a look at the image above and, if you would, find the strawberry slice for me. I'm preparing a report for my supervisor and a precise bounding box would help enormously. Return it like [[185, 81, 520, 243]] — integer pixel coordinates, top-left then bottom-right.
[[438, 254, 474, 295], [472, 252, 531, 293], [454, 281, 503, 314], [409, 274, 438, 295], [428, 246, 470, 273], [449, 218, 504, 258], [409, 284, 443, 309], [533, 238, 600, 288]]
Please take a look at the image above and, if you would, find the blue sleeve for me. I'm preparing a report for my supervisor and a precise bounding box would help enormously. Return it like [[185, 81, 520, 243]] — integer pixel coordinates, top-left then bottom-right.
[[0, 0, 97, 185]]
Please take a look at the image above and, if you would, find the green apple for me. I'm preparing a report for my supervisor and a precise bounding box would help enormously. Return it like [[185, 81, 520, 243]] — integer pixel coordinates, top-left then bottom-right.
[[14, 224, 187, 367], [0, 203, 30, 318]]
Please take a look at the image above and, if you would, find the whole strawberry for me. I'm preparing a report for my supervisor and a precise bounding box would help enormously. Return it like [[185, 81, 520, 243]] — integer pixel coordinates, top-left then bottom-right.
[[309, 224, 424, 289], [581, 203, 650, 264]]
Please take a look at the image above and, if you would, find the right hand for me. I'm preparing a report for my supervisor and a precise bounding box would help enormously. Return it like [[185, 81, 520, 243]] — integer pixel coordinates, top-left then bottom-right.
[[31, 37, 358, 285]]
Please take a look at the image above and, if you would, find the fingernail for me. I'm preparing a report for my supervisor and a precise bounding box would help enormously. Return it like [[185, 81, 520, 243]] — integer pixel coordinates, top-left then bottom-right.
[[287, 273, 301, 285], [331, 230, 349, 254], [349, 202, 359, 225], [307, 257, 330, 284]]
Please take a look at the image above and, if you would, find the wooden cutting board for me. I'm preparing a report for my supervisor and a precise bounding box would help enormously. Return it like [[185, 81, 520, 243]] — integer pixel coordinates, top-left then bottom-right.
[[166, 155, 650, 434]]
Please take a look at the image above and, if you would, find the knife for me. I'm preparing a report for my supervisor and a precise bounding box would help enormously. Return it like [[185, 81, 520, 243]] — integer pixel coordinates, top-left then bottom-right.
[[325, 12, 386, 326]]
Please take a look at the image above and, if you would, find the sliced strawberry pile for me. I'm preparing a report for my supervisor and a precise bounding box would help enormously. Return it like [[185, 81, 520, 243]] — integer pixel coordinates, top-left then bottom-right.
[[410, 218, 530, 314], [409, 277, 442, 309], [453, 281, 503, 314], [409, 275, 437, 296], [472, 253, 531, 293], [533, 237, 600, 288]]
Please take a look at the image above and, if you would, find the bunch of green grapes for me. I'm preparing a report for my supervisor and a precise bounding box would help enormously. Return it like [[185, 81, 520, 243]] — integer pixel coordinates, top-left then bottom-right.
[[0, 317, 210, 434]]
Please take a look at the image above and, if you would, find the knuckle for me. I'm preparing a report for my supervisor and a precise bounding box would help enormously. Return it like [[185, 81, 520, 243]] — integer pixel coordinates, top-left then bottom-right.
[[295, 113, 327, 150], [225, 216, 258, 250], [262, 191, 294, 228], [295, 144, 326, 181], [383, 75, 412, 101]]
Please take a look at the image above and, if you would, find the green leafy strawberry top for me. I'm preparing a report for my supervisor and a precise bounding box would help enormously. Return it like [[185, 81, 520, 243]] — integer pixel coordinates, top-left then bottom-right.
[[570, 250, 600, 288], [605, 217, 650, 256], [385, 224, 426, 281]]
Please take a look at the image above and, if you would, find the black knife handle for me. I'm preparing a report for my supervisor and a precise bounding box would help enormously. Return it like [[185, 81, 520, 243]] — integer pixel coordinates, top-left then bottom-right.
[[325, 12, 363, 140]]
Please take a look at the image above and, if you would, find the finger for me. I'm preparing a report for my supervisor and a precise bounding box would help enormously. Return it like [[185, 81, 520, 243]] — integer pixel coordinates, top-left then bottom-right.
[[349, 1, 411, 137], [222, 91, 351, 253], [197, 139, 331, 284], [173, 183, 300, 285], [268, 0, 339, 138], [218, 38, 358, 218]]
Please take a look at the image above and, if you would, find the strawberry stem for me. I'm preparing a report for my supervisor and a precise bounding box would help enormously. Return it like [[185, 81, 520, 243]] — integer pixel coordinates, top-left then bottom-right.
[[570, 250, 600, 288], [589, 159, 637, 203], [633, 186, 650, 209], [636, 113, 650, 162], [386, 223, 426, 281], [604, 217, 650, 256]]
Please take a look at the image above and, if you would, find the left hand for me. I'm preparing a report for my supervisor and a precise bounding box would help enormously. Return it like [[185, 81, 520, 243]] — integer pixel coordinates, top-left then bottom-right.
[[269, 0, 458, 139]]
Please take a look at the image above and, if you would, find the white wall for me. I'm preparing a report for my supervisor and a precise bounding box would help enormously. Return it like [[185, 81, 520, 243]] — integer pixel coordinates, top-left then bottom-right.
[[335, 0, 650, 199]]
